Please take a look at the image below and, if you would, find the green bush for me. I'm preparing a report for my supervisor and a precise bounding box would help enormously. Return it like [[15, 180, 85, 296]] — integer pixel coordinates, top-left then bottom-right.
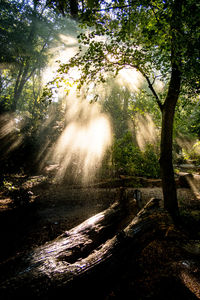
[[142, 144, 160, 178], [112, 132, 160, 178]]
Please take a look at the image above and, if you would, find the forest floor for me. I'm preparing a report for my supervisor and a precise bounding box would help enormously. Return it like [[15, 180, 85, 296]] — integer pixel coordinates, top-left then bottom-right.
[[0, 169, 200, 299]]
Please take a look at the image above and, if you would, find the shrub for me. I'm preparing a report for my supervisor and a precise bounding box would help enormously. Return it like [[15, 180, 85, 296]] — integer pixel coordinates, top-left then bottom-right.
[[181, 141, 200, 165], [112, 132, 160, 178], [142, 144, 160, 178]]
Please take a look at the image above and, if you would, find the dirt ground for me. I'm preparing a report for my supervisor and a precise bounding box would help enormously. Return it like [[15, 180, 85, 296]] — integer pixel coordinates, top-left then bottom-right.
[[0, 173, 200, 299]]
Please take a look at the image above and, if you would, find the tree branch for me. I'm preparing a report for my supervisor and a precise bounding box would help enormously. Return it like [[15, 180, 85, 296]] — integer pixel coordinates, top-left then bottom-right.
[[104, 53, 163, 111], [140, 71, 163, 111], [120, 62, 163, 111]]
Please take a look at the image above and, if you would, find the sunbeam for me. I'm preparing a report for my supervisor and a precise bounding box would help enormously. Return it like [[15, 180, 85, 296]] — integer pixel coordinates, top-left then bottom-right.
[[42, 33, 78, 86], [135, 114, 158, 150], [117, 68, 143, 92], [44, 95, 112, 184], [0, 113, 24, 159]]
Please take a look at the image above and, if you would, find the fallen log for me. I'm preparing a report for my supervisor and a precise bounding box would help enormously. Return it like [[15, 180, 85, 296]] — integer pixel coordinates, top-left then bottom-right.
[[0, 198, 173, 300]]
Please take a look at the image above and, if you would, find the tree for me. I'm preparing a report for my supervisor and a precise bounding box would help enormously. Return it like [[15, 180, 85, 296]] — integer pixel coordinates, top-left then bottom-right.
[[55, 0, 200, 219], [0, 0, 61, 112]]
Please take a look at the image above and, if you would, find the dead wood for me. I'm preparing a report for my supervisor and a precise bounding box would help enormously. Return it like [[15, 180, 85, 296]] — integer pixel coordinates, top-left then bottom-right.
[[0, 198, 173, 300]]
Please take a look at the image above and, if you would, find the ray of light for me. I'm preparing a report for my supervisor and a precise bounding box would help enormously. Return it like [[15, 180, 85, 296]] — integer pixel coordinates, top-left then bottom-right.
[[135, 114, 158, 150], [52, 97, 112, 184]]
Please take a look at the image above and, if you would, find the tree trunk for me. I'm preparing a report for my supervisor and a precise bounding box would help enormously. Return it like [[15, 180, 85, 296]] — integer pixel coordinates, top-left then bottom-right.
[[12, 64, 29, 111], [160, 0, 183, 219], [160, 66, 181, 219], [0, 198, 172, 300]]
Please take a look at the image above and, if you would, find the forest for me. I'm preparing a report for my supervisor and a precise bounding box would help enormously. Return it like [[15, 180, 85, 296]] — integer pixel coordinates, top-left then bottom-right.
[[0, 0, 200, 299]]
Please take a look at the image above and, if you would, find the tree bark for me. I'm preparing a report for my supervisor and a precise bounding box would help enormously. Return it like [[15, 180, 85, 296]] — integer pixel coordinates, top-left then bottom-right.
[[160, 66, 181, 219], [0, 198, 172, 300]]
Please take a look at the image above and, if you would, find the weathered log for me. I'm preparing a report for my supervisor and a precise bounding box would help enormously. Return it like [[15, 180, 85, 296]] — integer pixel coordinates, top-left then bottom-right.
[[0, 198, 173, 300]]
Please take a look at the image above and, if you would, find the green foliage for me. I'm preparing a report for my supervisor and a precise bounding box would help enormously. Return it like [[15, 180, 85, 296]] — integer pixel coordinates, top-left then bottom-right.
[[142, 144, 161, 178], [58, 0, 199, 92], [174, 95, 200, 137], [188, 107, 200, 139], [181, 141, 200, 165], [112, 132, 160, 178]]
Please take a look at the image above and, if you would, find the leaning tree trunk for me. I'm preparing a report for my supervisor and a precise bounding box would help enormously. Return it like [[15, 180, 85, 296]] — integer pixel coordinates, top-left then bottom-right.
[[0, 198, 173, 300]]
